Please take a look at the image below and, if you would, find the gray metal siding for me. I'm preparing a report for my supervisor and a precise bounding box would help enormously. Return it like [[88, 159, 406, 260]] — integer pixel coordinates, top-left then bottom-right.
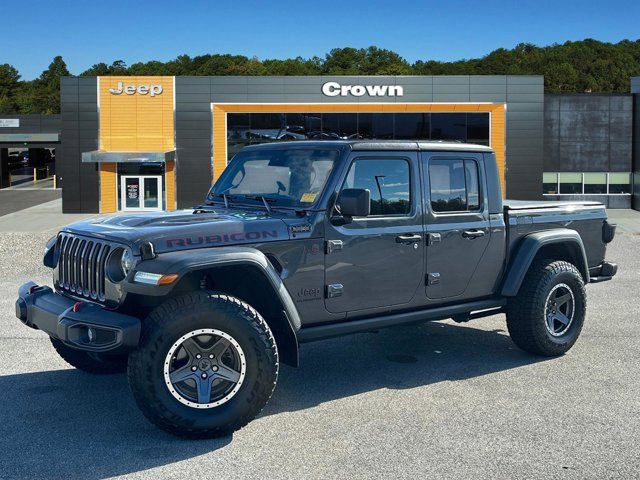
[[175, 77, 212, 208], [174, 74, 544, 203], [544, 94, 633, 173], [633, 94, 640, 210], [60, 75, 546, 211], [544, 93, 634, 209], [60, 76, 99, 213]]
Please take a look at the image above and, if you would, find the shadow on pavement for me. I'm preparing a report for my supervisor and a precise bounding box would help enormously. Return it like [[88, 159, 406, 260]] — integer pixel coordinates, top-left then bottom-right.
[[0, 320, 546, 479]]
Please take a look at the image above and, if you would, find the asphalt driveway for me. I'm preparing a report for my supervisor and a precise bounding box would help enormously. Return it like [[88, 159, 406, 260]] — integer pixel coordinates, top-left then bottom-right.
[[0, 231, 638, 479]]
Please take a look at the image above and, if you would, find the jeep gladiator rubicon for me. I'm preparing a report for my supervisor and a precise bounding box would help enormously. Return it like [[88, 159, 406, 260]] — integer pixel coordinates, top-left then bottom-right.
[[15, 141, 617, 438]]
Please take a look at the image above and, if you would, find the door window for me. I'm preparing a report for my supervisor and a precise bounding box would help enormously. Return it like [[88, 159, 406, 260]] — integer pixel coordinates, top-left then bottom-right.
[[124, 177, 141, 209], [120, 176, 162, 211], [342, 159, 411, 215], [428, 159, 481, 212]]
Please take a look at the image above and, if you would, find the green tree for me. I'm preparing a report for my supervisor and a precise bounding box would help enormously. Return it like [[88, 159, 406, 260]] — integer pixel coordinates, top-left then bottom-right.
[[31, 56, 70, 114], [0, 64, 20, 113]]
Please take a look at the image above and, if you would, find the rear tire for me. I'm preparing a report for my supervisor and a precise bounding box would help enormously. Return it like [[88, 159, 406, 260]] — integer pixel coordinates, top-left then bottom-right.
[[50, 337, 128, 374], [506, 259, 586, 356], [127, 292, 278, 439]]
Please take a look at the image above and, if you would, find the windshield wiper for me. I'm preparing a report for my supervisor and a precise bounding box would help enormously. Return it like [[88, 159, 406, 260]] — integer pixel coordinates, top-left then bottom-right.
[[243, 195, 275, 214], [209, 193, 230, 208]]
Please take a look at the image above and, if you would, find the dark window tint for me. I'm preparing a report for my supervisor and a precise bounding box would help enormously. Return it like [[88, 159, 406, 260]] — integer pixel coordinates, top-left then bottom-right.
[[322, 113, 358, 139], [343, 159, 411, 215], [285, 113, 320, 140], [431, 113, 466, 141], [466, 113, 490, 145], [608, 173, 631, 194], [359, 113, 394, 139], [583, 173, 607, 194], [394, 113, 430, 140], [558, 173, 582, 194], [429, 159, 481, 212]]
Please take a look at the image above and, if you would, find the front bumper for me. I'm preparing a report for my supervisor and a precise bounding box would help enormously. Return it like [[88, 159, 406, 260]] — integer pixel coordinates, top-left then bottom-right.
[[589, 261, 618, 283], [15, 281, 141, 353]]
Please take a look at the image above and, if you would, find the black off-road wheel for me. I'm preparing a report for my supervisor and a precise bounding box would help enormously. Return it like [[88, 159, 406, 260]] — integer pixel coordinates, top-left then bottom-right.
[[506, 259, 586, 356], [50, 337, 129, 374], [127, 292, 278, 439]]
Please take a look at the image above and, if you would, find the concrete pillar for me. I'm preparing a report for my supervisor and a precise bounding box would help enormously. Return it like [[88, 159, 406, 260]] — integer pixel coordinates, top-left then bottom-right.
[[0, 148, 9, 188]]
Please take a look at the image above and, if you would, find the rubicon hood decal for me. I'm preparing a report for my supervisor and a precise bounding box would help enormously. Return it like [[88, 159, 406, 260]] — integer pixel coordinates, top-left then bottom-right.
[[166, 230, 280, 248], [61, 208, 291, 253]]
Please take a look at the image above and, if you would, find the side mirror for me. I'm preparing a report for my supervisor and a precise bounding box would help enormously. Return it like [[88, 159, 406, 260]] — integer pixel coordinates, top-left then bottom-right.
[[337, 188, 370, 218]]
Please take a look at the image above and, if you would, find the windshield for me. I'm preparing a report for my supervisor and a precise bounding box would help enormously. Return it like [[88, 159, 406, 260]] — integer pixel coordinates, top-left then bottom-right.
[[208, 148, 339, 208]]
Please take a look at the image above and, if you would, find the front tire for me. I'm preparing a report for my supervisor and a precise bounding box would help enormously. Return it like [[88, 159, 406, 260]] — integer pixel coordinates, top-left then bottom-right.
[[127, 292, 278, 438], [50, 337, 128, 374], [506, 259, 586, 356]]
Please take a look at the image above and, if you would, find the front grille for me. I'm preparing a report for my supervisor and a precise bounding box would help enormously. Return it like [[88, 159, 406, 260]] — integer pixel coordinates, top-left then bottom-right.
[[56, 233, 111, 302]]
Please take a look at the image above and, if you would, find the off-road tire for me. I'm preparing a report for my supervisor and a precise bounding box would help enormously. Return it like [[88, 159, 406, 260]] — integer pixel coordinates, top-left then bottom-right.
[[50, 337, 128, 374], [127, 291, 279, 439], [506, 259, 586, 356]]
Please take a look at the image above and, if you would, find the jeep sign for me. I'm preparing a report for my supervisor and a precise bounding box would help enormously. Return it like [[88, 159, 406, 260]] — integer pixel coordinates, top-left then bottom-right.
[[321, 81, 403, 97], [109, 81, 163, 97]]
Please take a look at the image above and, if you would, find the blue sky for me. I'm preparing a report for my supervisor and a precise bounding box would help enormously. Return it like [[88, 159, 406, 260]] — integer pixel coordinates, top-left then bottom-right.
[[2, 0, 639, 79]]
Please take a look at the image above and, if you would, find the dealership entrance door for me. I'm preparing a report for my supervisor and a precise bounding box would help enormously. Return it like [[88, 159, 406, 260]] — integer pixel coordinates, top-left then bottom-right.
[[120, 175, 162, 211]]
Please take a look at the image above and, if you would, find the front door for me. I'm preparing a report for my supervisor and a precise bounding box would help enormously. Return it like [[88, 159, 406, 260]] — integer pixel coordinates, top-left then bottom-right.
[[324, 152, 424, 314], [120, 175, 162, 211], [422, 152, 491, 300]]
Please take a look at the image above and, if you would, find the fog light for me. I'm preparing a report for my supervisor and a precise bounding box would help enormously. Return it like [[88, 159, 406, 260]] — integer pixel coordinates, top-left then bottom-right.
[[87, 327, 96, 343]]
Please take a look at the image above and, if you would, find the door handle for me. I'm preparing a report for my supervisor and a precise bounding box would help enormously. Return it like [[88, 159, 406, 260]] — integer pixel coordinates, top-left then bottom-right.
[[462, 229, 486, 239], [396, 233, 423, 244]]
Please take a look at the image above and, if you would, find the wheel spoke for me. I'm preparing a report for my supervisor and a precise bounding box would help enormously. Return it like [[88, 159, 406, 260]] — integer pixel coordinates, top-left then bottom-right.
[[214, 364, 241, 383], [169, 365, 195, 384], [206, 337, 231, 358], [195, 375, 214, 404], [555, 293, 572, 307], [554, 311, 571, 326], [181, 338, 202, 359]]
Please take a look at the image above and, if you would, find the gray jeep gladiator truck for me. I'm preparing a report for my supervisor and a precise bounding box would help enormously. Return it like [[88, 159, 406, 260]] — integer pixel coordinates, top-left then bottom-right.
[[15, 140, 617, 438]]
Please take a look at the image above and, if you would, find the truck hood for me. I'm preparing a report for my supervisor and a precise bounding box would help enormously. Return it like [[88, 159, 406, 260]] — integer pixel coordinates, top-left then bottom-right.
[[62, 207, 292, 254]]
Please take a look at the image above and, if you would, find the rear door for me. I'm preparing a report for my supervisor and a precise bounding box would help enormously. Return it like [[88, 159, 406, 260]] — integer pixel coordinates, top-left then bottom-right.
[[422, 152, 491, 300], [324, 151, 424, 313]]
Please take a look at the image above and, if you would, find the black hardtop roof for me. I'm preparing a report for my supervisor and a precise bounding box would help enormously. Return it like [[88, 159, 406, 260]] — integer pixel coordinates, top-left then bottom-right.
[[241, 140, 493, 153]]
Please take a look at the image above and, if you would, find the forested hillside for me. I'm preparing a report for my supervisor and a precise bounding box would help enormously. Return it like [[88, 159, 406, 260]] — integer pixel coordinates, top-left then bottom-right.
[[1, 39, 639, 114]]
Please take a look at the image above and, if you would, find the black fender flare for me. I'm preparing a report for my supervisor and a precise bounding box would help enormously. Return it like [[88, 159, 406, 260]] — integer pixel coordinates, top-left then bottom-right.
[[124, 247, 301, 366], [501, 229, 589, 297]]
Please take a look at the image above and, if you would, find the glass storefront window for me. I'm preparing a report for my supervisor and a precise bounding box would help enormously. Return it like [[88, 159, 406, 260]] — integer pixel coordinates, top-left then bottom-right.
[[226, 112, 491, 161], [285, 113, 320, 139], [584, 173, 607, 194], [559, 173, 583, 194], [609, 173, 631, 194], [467, 113, 490, 145], [543, 172, 558, 194], [544, 172, 633, 195], [322, 113, 358, 139], [395, 113, 430, 140], [431, 113, 466, 141], [248, 113, 285, 143]]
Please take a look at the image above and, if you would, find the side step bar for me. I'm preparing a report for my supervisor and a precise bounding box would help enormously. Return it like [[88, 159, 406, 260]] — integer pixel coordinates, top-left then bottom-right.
[[297, 298, 506, 343]]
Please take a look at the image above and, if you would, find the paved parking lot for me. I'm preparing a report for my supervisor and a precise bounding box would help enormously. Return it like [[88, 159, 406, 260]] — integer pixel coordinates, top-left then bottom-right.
[[0, 229, 638, 479]]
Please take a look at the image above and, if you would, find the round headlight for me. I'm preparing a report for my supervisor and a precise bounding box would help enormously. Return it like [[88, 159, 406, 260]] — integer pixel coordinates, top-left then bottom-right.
[[121, 249, 135, 276]]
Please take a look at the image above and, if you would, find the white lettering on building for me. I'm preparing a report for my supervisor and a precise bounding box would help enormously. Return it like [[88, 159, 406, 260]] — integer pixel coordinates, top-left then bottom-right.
[[321, 81, 403, 97], [109, 81, 163, 97]]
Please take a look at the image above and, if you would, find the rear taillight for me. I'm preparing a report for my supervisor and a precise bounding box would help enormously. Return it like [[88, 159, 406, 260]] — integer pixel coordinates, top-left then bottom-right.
[[603, 220, 616, 244]]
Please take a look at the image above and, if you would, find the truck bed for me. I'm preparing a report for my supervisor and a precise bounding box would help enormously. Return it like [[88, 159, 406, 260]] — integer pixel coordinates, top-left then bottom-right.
[[503, 199, 604, 210], [503, 199, 608, 270]]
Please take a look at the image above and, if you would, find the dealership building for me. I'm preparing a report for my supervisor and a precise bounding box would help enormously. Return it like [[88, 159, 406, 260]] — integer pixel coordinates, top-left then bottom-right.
[[1, 74, 639, 212]]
